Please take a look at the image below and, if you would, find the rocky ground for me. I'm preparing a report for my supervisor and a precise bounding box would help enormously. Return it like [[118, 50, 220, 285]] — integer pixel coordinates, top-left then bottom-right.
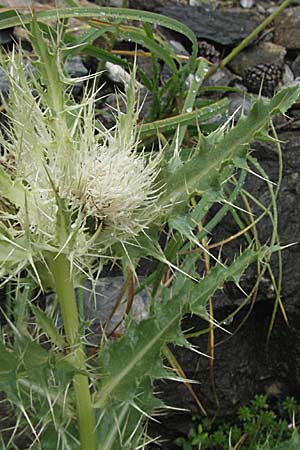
[[0, 0, 300, 449]]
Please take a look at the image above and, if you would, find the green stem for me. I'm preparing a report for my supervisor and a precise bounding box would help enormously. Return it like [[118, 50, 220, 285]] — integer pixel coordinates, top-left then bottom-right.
[[48, 253, 96, 450], [171, 58, 208, 151], [205, 0, 293, 80]]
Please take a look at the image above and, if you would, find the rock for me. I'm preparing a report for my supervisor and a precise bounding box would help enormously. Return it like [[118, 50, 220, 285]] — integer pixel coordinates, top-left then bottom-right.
[[65, 55, 88, 80], [82, 277, 150, 341], [156, 4, 259, 46], [240, 0, 255, 8], [0, 29, 13, 45], [256, 3, 266, 14], [169, 39, 190, 57], [190, 0, 209, 5], [47, 276, 151, 343], [64, 55, 88, 97], [100, 88, 151, 128], [274, 6, 300, 49], [104, 61, 144, 89], [129, 0, 179, 11], [0, 0, 32, 5], [107, 0, 123, 5], [228, 42, 286, 77], [161, 39, 190, 83], [228, 92, 253, 118], [0, 67, 9, 97], [203, 67, 236, 88], [282, 64, 295, 86], [201, 67, 236, 100], [292, 54, 300, 78]]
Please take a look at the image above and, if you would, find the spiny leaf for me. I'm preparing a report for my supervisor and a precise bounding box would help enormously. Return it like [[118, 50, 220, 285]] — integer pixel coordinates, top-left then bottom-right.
[[0, 165, 30, 209], [96, 383, 161, 450], [189, 247, 265, 316], [94, 246, 263, 411], [31, 304, 66, 350], [159, 84, 300, 209], [137, 98, 228, 137], [29, 20, 65, 115], [94, 300, 182, 408], [269, 85, 300, 115], [0, 341, 20, 403]]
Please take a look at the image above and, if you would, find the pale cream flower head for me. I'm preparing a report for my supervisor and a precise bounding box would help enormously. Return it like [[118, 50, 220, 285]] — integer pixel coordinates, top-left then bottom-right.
[[0, 48, 162, 264]]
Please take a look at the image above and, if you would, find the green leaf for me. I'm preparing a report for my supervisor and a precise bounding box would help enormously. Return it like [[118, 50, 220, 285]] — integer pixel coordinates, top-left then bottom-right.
[[0, 341, 19, 403], [0, 239, 27, 263], [14, 283, 33, 332], [57, 27, 152, 90], [96, 399, 146, 450], [137, 99, 228, 137], [269, 85, 300, 115], [104, 25, 178, 75], [94, 246, 263, 411], [0, 165, 29, 209], [159, 84, 300, 210], [171, 58, 209, 149], [92, 248, 263, 450], [273, 431, 300, 450], [96, 381, 162, 450], [0, 341, 18, 372], [189, 247, 263, 316], [0, 7, 198, 61], [31, 304, 66, 350], [169, 214, 201, 248], [94, 294, 183, 408], [29, 20, 65, 115]]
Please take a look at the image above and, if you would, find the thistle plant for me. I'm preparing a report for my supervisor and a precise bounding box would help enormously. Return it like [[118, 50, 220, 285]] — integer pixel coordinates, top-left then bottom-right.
[[0, 22, 164, 450], [0, 47, 161, 273], [0, 8, 299, 450]]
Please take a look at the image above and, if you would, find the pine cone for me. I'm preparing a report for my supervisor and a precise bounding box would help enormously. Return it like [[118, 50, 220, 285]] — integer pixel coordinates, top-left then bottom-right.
[[198, 41, 220, 65], [242, 63, 283, 97]]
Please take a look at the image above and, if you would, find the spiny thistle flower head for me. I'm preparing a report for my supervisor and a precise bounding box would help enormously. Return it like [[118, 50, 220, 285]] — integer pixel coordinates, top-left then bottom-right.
[[0, 45, 163, 279]]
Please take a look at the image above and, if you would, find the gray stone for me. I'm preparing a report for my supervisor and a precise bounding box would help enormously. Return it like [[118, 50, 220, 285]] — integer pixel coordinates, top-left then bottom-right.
[[169, 40, 190, 57], [65, 55, 88, 80], [292, 54, 300, 78], [0, 0, 32, 5], [228, 92, 254, 118], [0, 67, 9, 97], [156, 4, 259, 46], [240, 0, 254, 8], [282, 64, 295, 86], [203, 67, 236, 88], [228, 42, 286, 77], [104, 61, 144, 89], [63, 56, 88, 97], [108, 0, 123, 5], [47, 276, 151, 343], [82, 276, 151, 341], [0, 29, 13, 45], [274, 6, 300, 49]]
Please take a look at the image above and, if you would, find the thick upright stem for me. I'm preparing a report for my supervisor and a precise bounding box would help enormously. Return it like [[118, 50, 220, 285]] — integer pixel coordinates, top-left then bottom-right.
[[48, 254, 96, 450]]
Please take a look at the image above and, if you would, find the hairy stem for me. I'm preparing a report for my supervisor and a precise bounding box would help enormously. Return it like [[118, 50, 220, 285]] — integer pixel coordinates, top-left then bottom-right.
[[48, 253, 96, 450]]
